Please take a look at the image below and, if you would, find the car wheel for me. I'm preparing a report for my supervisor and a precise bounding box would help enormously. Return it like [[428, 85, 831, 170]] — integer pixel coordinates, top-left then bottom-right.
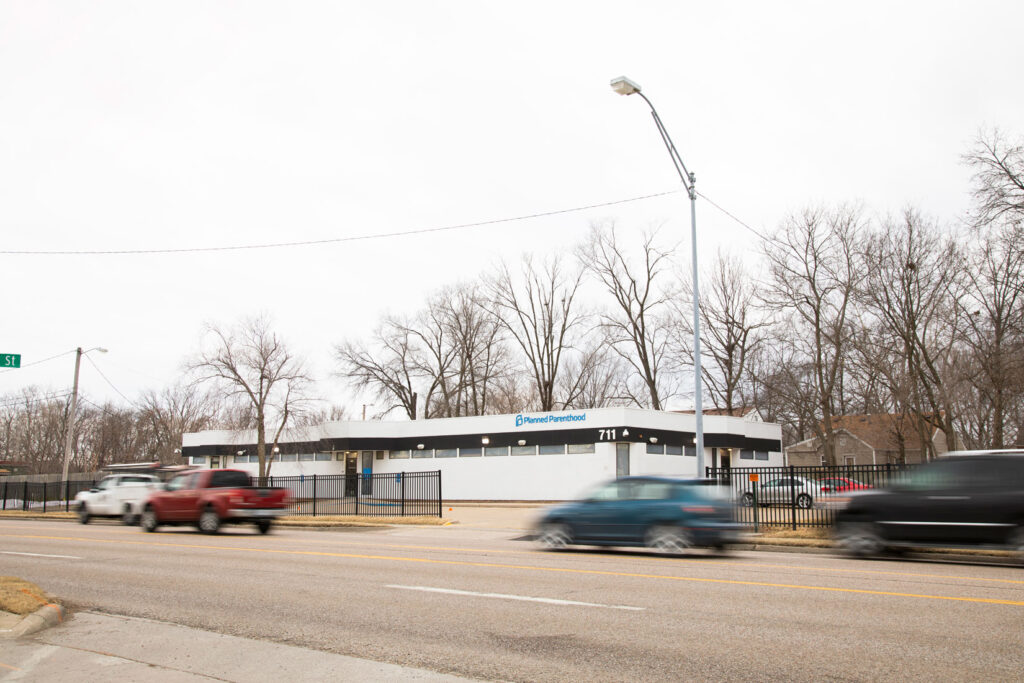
[[740, 493, 754, 507], [537, 523, 572, 550], [836, 522, 883, 557], [198, 507, 221, 535], [645, 525, 693, 554], [121, 505, 138, 526], [141, 507, 159, 533], [256, 519, 272, 535], [796, 493, 813, 509]]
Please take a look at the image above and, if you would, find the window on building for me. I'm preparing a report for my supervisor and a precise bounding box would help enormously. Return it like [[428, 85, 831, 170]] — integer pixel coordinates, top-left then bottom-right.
[[298, 454, 314, 462], [459, 447, 482, 457], [375, 451, 384, 460], [538, 444, 565, 455], [511, 445, 536, 456], [315, 453, 332, 461], [412, 449, 433, 458], [484, 446, 508, 456], [756, 451, 769, 461], [280, 453, 297, 462], [684, 446, 696, 457], [435, 448, 457, 458], [390, 450, 409, 459], [233, 455, 247, 464], [647, 443, 665, 455], [191, 456, 206, 466], [567, 444, 595, 454], [666, 444, 683, 456], [740, 450, 754, 459]]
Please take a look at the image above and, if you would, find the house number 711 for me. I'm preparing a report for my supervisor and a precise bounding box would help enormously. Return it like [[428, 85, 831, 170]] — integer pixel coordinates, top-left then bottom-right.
[[598, 429, 617, 441]]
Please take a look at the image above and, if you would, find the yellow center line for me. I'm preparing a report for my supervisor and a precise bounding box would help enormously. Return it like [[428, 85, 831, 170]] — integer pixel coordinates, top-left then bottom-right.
[[3, 532, 1023, 606], [4, 523, 1022, 586], [0, 661, 22, 672]]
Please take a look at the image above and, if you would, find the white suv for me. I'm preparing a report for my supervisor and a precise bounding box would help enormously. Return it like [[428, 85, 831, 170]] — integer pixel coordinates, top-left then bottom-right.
[[75, 474, 163, 525]]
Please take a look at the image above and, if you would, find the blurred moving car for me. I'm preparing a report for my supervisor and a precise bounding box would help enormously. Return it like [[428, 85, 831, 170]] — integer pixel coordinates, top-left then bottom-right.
[[834, 450, 1024, 558], [535, 476, 740, 554], [141, 469, 289, 534], [739, 476, 823, 509], [818, 477, 873, 494], [75, 474, 163, 525]]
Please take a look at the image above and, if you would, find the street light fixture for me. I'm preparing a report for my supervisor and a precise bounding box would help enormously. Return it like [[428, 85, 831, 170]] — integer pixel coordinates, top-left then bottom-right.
[[61, 346, 109, 481], [610, 75, 705, 476]]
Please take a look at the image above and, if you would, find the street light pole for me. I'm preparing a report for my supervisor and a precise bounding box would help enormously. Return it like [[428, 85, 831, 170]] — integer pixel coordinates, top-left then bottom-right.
[[61, 346, 108, 481], [610, 76, 705, 476]]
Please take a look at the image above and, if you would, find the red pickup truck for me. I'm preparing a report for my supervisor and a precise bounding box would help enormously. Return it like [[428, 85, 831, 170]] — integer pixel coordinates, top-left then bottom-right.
[[140, 469, 290, 535]]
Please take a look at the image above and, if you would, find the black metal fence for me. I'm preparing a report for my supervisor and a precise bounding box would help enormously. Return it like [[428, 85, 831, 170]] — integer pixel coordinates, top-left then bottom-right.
[[1, 478, 99, 512], [257, 471, 442, 518], [1, 470, 443, 518], [705, 464, 915, 529]]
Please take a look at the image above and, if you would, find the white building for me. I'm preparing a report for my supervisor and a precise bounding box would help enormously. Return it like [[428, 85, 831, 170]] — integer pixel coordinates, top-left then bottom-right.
[[181, 407, 783, 501]]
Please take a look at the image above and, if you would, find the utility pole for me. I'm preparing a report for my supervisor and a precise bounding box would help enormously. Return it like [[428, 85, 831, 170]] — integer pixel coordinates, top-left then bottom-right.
[[61, 348, 83, 482]]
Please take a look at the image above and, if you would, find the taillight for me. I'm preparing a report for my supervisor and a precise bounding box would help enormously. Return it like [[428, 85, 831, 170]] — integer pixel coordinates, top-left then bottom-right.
[[682, 506, 715, 514]]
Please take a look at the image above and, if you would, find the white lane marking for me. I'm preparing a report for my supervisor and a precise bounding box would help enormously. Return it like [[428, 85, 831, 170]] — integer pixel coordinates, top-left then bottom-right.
[[386, 585, 645, 611], [1, 551, 82, 559]]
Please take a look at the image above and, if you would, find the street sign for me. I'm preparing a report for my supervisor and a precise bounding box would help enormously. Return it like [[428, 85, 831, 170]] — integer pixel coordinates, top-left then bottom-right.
[[748, 473, 759, 482], [0, 353, 20, 368]]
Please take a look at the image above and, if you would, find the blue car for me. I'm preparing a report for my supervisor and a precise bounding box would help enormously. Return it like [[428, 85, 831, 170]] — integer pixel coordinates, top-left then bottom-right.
[[535, 476, 742, 553]]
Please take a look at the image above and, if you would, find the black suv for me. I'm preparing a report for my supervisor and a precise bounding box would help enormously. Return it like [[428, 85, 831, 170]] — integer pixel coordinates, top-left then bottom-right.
[[835, 451, 1024, 559]]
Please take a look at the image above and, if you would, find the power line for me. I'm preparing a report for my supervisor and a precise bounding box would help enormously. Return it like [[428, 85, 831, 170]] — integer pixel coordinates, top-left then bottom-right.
[[0, 191, 680, 256], [0, 349, 75, 375], [697, 191, 774, 242], [0, 391, 73, 410], [84, 355, 138, 408]]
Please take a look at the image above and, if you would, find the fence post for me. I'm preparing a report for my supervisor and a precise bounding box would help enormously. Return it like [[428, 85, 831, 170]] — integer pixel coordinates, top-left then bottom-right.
[[437, 470, 442, 518], [312, 474, 317, 517], [23, 480, 29, 511], [355, 471, 360, 517], [43, 480, 47, 513], [401, 472, 406, 517], [789, 465, 797, 530], [65, 478, 70, 512], [2, 478, 7, 510]]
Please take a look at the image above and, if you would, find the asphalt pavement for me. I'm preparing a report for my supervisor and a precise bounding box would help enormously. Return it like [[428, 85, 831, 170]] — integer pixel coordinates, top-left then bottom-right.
[[2, 508, 1021, 681]]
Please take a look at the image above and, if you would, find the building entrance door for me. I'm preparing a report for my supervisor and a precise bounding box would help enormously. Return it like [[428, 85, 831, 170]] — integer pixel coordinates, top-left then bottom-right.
[[615, 443, 630, 477], [360, 451, 373, 495], [344, 453, 358, 496]]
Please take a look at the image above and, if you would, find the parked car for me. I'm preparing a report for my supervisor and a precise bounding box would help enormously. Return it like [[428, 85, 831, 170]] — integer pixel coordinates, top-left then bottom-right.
[[75, 474, 164, 525], [834, 451, 1024, 558], [739, 476, 823, 509], [140, 469, 290, 535], [535, 476, 741, 553], [818, 477, 873, 494]]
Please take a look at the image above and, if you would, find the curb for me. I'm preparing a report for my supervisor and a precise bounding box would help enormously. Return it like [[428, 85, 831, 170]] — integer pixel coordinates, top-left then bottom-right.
[[1, 603, 66, 639]]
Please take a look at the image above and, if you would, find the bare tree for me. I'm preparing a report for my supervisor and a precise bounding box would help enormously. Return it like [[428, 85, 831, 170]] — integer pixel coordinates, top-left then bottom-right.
[[487, 255, 585, 411], [677, 250, 767, 413], [963, 128, 1024, 226], [762, 206, 864, 465], [189, 315, 314, 479], [138, 383, 219, 463], [579, 223, 678, 410], [336, 317, 420, 420], [860, 209, 965, 457], [955, 221, 1024, 447]]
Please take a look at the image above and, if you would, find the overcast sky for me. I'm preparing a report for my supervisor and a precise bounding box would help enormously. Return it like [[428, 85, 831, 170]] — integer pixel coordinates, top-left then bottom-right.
[[2, 1, 1022, 415]]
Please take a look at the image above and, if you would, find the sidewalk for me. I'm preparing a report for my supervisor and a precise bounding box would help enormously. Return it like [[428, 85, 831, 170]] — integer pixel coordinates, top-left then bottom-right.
[[0, 611, 477, 682]]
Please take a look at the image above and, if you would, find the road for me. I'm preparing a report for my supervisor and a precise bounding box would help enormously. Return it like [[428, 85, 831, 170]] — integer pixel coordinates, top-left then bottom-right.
[[1, 518, 1022, 681]]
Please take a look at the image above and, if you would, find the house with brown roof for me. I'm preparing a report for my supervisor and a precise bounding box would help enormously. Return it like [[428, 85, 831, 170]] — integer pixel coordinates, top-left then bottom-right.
[[785, 413, 954, 466]]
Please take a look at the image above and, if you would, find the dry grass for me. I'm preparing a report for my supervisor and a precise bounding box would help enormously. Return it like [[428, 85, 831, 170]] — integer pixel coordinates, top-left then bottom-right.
[[0, 577, 54, 615], [0, 511, 76, 520], [277, 515, 448, 527]]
